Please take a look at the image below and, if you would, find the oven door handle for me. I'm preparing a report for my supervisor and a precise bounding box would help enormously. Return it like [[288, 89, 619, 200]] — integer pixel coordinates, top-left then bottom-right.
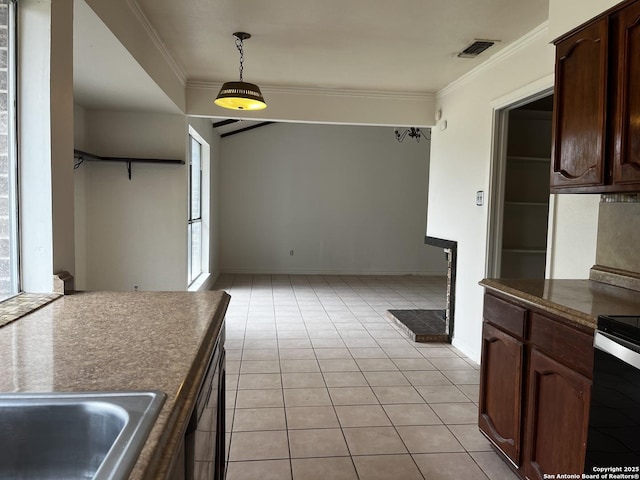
[[594, 331, 640, 370]]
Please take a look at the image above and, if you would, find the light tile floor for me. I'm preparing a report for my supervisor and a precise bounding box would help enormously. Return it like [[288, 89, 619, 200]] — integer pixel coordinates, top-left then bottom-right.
[[213, 274, 518, 480]]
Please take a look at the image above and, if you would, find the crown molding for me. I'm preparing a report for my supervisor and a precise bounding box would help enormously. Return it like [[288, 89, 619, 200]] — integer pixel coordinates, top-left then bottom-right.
[[126, 0, 187, 87], [437, 21, 550, 98], [187, 81, 436, 102]]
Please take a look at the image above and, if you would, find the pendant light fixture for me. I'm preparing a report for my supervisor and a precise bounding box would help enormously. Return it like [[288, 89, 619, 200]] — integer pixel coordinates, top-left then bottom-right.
[[214, 32, 267, 111]]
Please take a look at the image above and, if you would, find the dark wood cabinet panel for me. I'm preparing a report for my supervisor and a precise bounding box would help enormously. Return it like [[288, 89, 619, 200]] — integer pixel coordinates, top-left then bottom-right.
[[613, 1, 640, 186], [480, 291, 594, 479], [551, 18, 608, 190], [529, 313, 594, 378], [479, 323, 524, 465], [483, 293, 527, 338], [523, 349, 591, 480], [552, 0, 640, 193]]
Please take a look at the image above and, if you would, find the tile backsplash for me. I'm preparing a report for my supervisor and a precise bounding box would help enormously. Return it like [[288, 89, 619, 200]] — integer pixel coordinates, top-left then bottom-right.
[[595, 196, 640, 275]]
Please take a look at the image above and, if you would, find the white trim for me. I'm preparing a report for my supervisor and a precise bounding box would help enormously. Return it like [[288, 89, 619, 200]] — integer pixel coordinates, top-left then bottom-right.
[[438, 21, 550, 98], [187, 125, 210, 287], [490, 74, 554, 109], [485, 107, 509, 278], [545, 194, 557, 278], [485, 85, 555, 281], [187, 81, 436, 102], [452, 338, 480, 364], [220, 269, 447, 276], [187, 272, 219, 291], [126, 0, 187, 86]]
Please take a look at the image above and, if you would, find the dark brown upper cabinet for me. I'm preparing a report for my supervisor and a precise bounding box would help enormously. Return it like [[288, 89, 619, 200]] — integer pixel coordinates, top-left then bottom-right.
[[551, 0, 640, 193], [612, 0, 640, 186]]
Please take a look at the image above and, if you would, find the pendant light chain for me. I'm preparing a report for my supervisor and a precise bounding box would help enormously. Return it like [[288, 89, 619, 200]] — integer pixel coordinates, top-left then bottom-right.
[[214, 31, 267, 110], [236, 36, 245, 82]]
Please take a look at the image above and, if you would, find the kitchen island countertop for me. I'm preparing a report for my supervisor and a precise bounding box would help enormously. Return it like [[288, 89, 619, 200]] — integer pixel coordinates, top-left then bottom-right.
[[0, 290, 230, 480], [480, 278, 640, 330]]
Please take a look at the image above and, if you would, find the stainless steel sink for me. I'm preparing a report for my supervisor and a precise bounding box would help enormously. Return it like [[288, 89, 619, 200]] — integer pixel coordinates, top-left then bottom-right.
[[0, 391, 166, 480]]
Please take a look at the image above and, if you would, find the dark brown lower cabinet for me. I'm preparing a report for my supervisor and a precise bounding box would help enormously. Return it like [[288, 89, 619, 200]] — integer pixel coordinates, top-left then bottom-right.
[[479, 323, 524, 465], [169, 325, 226, 480], [524, 349, 591, 480], [479, 293, 593, 480]]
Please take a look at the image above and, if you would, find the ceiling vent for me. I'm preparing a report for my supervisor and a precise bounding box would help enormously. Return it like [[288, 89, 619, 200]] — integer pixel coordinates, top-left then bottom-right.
[[457, 40, 497, 58]]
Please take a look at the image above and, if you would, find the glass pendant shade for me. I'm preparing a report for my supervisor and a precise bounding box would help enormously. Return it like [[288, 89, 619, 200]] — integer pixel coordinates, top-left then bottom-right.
[[214, 81, 267, 110]]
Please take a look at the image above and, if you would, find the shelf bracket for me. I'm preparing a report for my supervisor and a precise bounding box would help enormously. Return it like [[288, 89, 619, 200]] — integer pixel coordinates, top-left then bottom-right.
[[127, 161, 132, 180]]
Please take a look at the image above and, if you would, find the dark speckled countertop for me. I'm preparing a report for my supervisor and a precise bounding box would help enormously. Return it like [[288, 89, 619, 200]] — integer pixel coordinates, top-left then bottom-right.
[[0, 290, 230, 480], [480, 278, 640, 330]]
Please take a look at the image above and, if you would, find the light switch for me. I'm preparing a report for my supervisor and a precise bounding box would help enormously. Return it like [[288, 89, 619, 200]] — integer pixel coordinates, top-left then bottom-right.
[[476, 191, 484, 206]]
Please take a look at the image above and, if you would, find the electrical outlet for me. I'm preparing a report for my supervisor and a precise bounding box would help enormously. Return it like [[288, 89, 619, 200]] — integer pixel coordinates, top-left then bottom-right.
[[133, 284, 140, 292], [289, 250, 294, 256], [476, 191, 484, 206]]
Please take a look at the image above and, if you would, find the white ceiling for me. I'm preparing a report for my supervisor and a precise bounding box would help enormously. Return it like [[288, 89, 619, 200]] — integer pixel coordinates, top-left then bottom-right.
[[73, 0, 549, 113], [135, 0, 548, 93]]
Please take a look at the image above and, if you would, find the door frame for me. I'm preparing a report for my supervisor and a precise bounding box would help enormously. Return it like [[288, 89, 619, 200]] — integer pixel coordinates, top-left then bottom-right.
[[486, 82, 555, 278]]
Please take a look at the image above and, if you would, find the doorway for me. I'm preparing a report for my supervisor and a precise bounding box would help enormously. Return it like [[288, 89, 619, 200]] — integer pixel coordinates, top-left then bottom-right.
[[488, 92, 554, 279]]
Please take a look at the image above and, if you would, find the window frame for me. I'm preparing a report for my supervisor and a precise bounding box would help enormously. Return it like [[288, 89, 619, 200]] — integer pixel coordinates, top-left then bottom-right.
[[1, 0, 20, 301], [187, 134, 203, 285]]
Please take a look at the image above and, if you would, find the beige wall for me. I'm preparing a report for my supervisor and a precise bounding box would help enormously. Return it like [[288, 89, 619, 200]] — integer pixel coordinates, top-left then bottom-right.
[[548, 0, 624, 39], [219, 122, 447, 275], [76, 111, 187, 291]]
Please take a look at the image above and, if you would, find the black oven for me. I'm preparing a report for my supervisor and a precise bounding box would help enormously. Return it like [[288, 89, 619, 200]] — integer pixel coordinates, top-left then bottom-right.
[[585, 315, 640, 474]]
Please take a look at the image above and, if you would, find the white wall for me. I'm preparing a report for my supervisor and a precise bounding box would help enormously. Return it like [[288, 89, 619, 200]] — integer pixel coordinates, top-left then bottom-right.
[[83, 0, 186, 112], [546, 194, 600, 278], [73, 104, 88, 289], [548, 0, 623, 39], [20, 0, 75, 292], [429, 18, 602, 362], [76, 111, 187, 291], [220, 123, 447, 275]]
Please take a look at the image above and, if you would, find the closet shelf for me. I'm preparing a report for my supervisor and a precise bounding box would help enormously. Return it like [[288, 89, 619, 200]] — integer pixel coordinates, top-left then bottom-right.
[[502, 248, 547, 254], [73, 149, 185, 180], [504, 201, 549, 207], [507, 155, 551, 163]]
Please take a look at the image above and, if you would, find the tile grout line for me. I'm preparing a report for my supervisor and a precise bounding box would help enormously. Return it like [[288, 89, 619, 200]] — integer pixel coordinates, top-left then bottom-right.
[[314, 275, 363, 480], [221, 274, 491, 479]]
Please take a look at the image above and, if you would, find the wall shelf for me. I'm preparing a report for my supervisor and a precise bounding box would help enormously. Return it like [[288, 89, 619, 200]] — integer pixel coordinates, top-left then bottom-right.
[[73, 149, 185, 180]]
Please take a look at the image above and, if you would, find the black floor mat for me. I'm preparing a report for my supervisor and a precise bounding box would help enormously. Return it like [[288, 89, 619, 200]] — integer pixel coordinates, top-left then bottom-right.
[[386, 309, 449, 343]]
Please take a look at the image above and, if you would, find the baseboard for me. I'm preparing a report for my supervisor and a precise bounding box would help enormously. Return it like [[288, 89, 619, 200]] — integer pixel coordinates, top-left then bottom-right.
[[188, 272, 220, 292], [452, 338, 480, 365], [219, 268, 447, 276]]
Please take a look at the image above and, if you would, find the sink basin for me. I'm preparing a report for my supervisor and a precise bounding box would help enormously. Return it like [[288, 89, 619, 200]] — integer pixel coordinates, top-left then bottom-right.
[[0, 391, 166, 480]]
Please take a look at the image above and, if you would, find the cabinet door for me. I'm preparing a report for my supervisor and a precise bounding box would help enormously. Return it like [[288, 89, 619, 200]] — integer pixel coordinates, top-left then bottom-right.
[[524, 349, 591, 480], [551, 18, 608, 190], [479, 322, 524, 466], [612, 1, 640, 186]]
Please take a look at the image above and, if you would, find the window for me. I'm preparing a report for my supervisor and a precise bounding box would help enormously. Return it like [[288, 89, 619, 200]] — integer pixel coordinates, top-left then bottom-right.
[[188, 135, 203, 285], [0, 0, 18, 301]]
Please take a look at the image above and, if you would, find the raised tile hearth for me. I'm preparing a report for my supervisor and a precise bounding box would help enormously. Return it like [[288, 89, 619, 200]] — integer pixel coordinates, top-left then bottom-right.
[[386, 309, 448, 343]]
